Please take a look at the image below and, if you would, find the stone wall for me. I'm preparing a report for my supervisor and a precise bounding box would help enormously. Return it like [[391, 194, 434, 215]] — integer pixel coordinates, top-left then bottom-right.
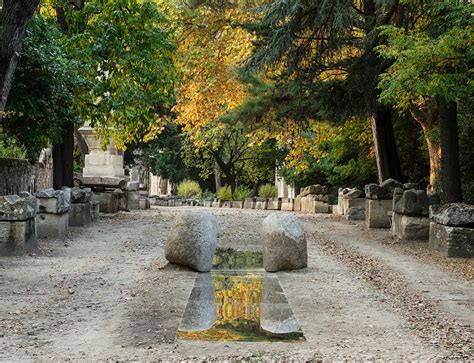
[[0, 158, 36, 195]]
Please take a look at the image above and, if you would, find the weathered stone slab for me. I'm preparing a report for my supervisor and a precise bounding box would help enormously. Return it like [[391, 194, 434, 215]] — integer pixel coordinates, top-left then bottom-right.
[[429, 222, 474, 258], [314, 200, 329, 213], [125, 190, 140, 210], [36, 213, 69, 238], [392, 212, 429, 241], [165, 211, 218, 272], [299, 184, 328, 197], [126, 181, 140, 191], [293, 195, 302, 212], [243, 198, 256, 209], [346, 207, 365, 221], [432, 204, 474, 227], [0, 218, 37, 255], [69, 202, 91, 227], [280, 198, 294, 212], [36, 189, 69, 214], [231, 201, 244, 209], [0, 194, 37, 221], [267, 198, 281, 210], [261, 212, 307, 272], [366, 199, 392, 228], [91, 201, 100, 221], [80, 176, 127, 189], [92, 191, 118, 213], [393, 188, 429, 217], [346, 189, 363, 199], [342, 198, 365, 214], [70, 187, 86, 204], [139, 198, 150, 210]]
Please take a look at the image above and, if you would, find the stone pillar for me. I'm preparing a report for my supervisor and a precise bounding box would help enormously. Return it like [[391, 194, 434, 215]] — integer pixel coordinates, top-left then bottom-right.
[[78, 126, 124, 178], [35, 188, 70, 238], [0, 193, 37, 255]]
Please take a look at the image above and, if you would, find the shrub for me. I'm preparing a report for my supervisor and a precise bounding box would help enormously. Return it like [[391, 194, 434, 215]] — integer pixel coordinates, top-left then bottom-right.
[[258, 184, 277, 199], [177, 179, 202, 198], [235, 185, 253, 200], [0, 138, 27, 159], [217, 185, 233, 200], [201, 189, 216, 200]]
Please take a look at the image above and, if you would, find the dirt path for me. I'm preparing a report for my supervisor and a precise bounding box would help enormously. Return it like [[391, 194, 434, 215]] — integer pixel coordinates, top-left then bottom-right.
[[0, 207, 472, 360]]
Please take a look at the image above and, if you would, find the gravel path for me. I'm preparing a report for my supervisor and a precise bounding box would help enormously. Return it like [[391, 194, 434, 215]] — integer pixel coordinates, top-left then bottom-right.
[[0, 206, 472, 360]]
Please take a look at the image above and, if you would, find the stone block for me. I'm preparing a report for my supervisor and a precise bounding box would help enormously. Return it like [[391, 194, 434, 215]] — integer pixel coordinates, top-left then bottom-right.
[[0, 218, 37, 255], [432, 203, 474, 227], [71, 187, 87, 204], [365, 178, 403, 200], [203, 199, 213, 207], [300, 184, 328, 197], [280, 198, 294, 211], [125, 190, 140, 210], [346, 207, 365, 221], [221, 200, 232, 209], [69, 202, 91, 227], [126, 181, 140, 191], [392, 212, 429, 240], [0, 194, 37, 221], [342, 198, 365, 214], [267, 198, 281, 210], [211, 200, 222, 208], [139, 198, 150, 210], [255, 199, 268, 210], [231, 201, 244, 209], [293, 196, 302, 212], [91, 201, 100, 221], [429, 222, 474, 258], [36, 189, 69, 214], [92, 191, 118, 213], [366, 199, 392, 228], [314, 201, 329, 213], [83, 153, 124, 178], [36, 213, 69, 238], [393, 188, 429, 217], [243, 198, 256, 209]]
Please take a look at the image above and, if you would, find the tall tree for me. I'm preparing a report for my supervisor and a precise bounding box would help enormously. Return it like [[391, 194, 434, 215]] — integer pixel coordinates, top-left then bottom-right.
[[0, 0, 39, 115]]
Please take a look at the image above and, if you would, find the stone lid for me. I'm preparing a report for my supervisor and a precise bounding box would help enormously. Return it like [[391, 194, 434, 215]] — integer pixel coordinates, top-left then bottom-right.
[[432, 203, 474, 227], [0, 193, 37, 221]]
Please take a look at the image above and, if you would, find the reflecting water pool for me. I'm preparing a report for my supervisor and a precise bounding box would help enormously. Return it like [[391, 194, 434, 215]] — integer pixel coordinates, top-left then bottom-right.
[[177, 250, 304, 342]]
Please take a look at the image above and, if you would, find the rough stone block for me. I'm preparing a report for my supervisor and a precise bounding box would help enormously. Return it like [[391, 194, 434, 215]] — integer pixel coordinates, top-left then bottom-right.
[[211, 200, 222, 208], [231, 201, 244, 209], [36, 189, 69, 214], [342, 198, 365, 214], [346, 207, 365, 221], [281, 198, 294, 212], [126, 181, 140, 191], [393, 188, 429, 217], [300, 185, 328, 197], [0, 218, 37, 255], [255, 199, 268, 210], [36, 213, 69, 238], [139, 198, 150, 210], [91, 201, 100, 221], [366, 199, 392, 228], [125, 190, 140, 210], [0, 194, 37, 221], [69, 202, 91, 227], [392, 212, 429, 240], [365, 178, 403, 200], [221, 200, 232, 209], [203, 200, 213, 208], [432, 203, 474, 227], [346, 189, 363, 199], [314, 201, 329, 213], [429, 222, 474, 258], [267, 198, 281, 210], [243, 198, 256, 209], [71, 187, 87, 204], [293, 196, 302, 212], [92, 191, 118, 213]]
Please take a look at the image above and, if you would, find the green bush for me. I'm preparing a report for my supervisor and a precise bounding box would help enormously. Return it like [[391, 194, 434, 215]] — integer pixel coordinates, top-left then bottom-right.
[[201, 189, 216, 200], [258, 184, 277, 199], [177, 179, 202, 198], [0, 138, 27, 159], [235, 185, 253, 200], [217, 185, 233, 200]]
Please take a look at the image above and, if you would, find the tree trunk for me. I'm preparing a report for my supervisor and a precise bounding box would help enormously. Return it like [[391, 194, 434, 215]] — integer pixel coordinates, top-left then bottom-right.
[[438, 99, 462, 203], [410, 100, 441, 194], [371, 108, 404, 183], [53, 123, 74, 189], [214, 161, 221, 192], [74, 126, 88, 161], [0, 0, 40, 115]]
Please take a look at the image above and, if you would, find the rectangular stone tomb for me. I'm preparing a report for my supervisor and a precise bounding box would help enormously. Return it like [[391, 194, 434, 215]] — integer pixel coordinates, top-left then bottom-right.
[[366, 199, 392, 228], [0, 219, 37, 255], [69, 202, 91, 227], [177, 272, 304, 342], [36, 213, 69, 238]]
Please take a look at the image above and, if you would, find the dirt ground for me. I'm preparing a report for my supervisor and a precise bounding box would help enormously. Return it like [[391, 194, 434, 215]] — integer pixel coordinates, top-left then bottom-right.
[[0, 207, 472, 361]]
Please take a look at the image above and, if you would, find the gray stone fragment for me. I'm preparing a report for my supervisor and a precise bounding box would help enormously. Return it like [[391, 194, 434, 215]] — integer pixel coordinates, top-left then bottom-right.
[[165, 211, 218, 272], [346, 189, 363, 199], [432, 204, 474, 227], [36, 188, 70, 214], [125, 190, 140, 210], [346, 207, 365, 221], [126, 181, 140, 191], [70, 187, 86, 204], [261, 212, 307, 272], [366, 178, 404, 200], [0, 194, 37, 221], [393, 188, 429, 217], [300, 184, 328, 197]]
